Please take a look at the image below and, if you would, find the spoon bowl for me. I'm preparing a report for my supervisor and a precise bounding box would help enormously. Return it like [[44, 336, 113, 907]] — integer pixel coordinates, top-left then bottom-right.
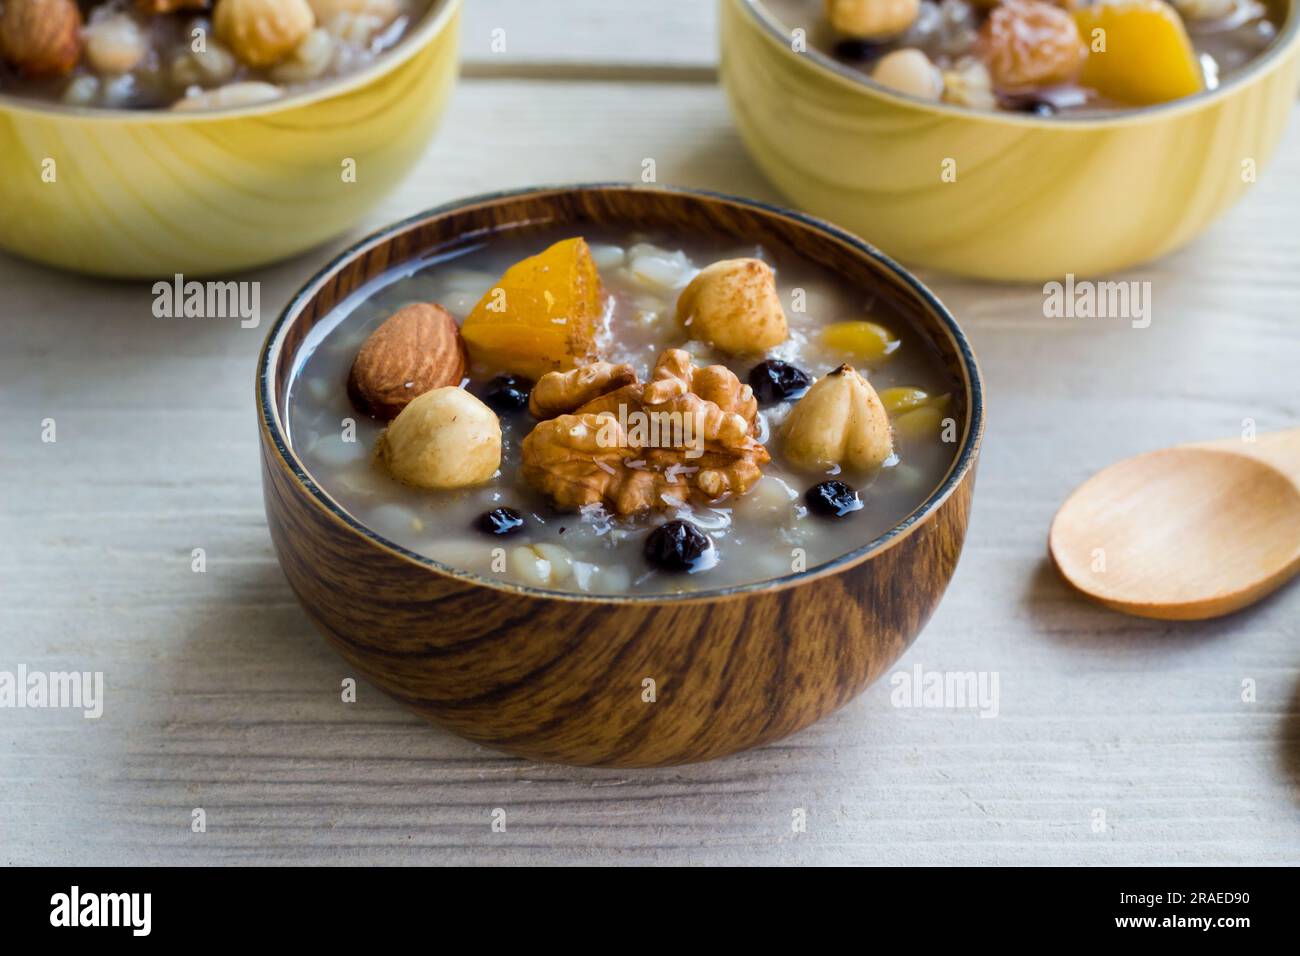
[[1050, 431, 1300, 620]]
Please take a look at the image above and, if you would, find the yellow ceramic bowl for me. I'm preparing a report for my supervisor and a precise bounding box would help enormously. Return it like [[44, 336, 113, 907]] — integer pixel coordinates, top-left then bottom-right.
[[0, 0, 461, 278], [721, 0, 1300, 281]]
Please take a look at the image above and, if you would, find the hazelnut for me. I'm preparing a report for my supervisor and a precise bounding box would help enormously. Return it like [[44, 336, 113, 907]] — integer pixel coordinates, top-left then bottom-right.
[[214, 0, 314, 68], [825, 0, 920, 39], [0, 0, 83, 79], [675, 258, 788, 355], [780, 365, 893, 473], [348, 303, 468, 420], [378, 387, 502, 490]]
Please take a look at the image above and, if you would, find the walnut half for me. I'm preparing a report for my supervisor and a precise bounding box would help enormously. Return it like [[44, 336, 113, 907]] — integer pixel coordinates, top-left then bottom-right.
[[520, 350, 770, 515]]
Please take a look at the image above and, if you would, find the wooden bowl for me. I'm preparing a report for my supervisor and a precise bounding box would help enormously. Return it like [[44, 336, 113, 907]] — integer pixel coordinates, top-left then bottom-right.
[[257, 184, 985, 767], [720, 0, 1300, 281], [0, 0, 460, 278]]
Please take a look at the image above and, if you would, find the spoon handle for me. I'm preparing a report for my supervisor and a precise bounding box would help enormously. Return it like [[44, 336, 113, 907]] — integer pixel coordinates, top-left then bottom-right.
[[1191, 428, 1300, 484]]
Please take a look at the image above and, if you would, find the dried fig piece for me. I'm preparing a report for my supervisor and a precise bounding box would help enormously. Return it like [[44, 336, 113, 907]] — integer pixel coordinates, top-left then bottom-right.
[[977, 0, 1087, 91]]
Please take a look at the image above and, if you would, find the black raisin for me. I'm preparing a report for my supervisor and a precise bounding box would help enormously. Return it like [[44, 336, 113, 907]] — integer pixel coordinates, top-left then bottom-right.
[[644, 520, 716, 573], [480, 374, 533, 413], [833, 39, 882, 62], [748, 359, 813, 405], [1008, 97, 1057, 117], [805, 480, 863, 518]]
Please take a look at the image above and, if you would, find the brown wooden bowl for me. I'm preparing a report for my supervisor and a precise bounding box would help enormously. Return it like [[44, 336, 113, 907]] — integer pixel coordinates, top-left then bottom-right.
[[257, 184, 985, 767]]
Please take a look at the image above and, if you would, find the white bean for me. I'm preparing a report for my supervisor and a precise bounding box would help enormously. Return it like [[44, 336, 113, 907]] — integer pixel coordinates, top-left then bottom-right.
[[871, 48, 944, 101], [509, 543, 574, 587]]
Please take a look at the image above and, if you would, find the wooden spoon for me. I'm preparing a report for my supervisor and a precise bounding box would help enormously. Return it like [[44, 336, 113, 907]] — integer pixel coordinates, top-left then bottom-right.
[[1049, 429, 1300, 620]]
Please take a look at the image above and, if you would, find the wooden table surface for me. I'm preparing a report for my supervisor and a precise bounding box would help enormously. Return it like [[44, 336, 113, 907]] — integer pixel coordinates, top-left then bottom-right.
[[2, 1, 1298, 866]]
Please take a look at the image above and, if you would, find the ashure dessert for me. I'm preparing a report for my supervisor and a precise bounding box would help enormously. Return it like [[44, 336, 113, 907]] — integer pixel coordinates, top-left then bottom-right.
[[765, 0, 1283, 113], [0, 0, 429, 110], [286, 229, 962, 595]]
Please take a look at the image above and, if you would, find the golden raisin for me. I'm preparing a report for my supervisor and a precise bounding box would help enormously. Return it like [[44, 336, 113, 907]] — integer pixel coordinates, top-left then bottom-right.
[[977, 0, 1087, 91]]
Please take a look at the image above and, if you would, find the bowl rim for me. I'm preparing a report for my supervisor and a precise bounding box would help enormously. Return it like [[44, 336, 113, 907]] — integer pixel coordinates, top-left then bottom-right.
[[0, 0, 459, 123], [737, 0, 1300, 129], [257, 182, 986, 606]]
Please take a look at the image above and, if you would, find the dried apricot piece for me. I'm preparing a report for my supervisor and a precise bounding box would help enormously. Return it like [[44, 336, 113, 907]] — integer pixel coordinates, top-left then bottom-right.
[[1072, 0, 1203, 105], [977, 0, 1087, 91], [461, 237, 605, 379]]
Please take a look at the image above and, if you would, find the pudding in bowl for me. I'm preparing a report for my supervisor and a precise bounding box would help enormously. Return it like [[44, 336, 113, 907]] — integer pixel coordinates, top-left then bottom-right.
[[720, 0, 1300, 280], [258, 185, 984, 766], [768, 0, 1285, 114], [0, 0, 435, 111], [0, 0, 461, 276]]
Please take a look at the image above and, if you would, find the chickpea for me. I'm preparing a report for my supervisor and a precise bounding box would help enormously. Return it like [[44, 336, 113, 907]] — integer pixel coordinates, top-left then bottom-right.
[[213, 0, 315, 68], [825, 0, 921, 39], [675, 258, 788, 355], [781, 365, 894, 473]]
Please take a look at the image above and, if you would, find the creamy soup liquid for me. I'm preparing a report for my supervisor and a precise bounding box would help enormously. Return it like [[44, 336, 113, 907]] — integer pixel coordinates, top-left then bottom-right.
[[285, 229, 962, 596]]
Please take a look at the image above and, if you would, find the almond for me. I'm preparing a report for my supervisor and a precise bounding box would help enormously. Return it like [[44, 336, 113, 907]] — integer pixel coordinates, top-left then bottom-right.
[[348, 303, 468, 420], [0, 0, 83, 79]]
